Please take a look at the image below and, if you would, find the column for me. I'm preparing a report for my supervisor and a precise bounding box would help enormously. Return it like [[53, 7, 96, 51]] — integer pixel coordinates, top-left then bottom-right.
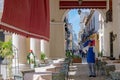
[[49, 22, 65, 59], [4, 31, 12, 42], [117, 0, 120, 59], [112, 0, 120, 59], [12, 34, 28, 64], [30, 38, 41, 60], [41, 40, 49, 58]]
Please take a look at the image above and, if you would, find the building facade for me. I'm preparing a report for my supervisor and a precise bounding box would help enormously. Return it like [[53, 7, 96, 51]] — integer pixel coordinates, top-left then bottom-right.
[[0, 0, 120, 61]]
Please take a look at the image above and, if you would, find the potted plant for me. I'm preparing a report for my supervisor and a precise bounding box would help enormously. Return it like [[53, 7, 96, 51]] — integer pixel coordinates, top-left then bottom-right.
[[65, 50, 73, 59], [65, 50, 73, 64], [27, 50, 36, 68], [98, 51, 103, 60], [65, 50, 73, 57], [40, 52, 46, 64], [98, 51, 103, 57], [72, 55, 82, 63], [0, 39, 13, 79], [30, 58, 35, 69]]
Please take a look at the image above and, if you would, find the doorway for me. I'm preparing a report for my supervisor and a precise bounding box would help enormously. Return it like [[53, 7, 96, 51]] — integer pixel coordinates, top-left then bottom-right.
[[110, 32, 113, 57]]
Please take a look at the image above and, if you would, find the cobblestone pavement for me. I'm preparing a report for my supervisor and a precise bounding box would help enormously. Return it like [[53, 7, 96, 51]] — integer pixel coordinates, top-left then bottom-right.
[[68, 63, 106, 80]]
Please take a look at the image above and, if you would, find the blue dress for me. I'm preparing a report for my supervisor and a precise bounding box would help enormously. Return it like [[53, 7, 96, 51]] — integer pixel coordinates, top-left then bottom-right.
[[87, 47, 95, 63]]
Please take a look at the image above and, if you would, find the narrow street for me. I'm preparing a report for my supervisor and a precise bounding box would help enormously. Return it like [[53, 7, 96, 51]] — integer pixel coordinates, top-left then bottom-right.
[[68, 63, 106, 80]]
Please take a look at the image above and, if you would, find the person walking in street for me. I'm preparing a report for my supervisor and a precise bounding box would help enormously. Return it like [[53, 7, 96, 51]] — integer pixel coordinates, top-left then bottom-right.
[[83, 40, 97, 77]]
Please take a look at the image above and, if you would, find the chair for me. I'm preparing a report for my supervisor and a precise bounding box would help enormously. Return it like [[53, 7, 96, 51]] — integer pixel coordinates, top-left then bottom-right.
[[96, 60, 107, 75], [110, 72, 120, 80], [14, 74, 23, 80], [105, 65, 115, 76], [52, 71, 65, 80], [52, 61, 69, 80]]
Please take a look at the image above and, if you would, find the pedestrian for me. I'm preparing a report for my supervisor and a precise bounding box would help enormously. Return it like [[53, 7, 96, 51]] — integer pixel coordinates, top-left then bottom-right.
[[79, 49, 82, 57], [83, 41, 97, 77], [82, 51, 86, 58]]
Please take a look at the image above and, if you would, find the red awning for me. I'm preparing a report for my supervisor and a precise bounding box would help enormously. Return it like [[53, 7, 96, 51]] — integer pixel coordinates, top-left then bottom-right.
[[60, 1, 107, 9], [0, 0, 50, 41]]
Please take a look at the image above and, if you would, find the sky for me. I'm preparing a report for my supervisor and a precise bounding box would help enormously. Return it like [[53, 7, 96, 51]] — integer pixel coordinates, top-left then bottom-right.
[[0, 0, 3, 12], [68, 9, 90, 39], [68, 9, 80, 39]]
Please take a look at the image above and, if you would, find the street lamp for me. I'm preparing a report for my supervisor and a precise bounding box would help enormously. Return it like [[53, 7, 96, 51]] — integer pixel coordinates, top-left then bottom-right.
[[78, 9, 81, 15]]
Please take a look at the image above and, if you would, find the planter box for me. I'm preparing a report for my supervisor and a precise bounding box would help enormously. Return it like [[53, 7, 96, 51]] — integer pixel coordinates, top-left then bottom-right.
[[72, 58, 82, 63]]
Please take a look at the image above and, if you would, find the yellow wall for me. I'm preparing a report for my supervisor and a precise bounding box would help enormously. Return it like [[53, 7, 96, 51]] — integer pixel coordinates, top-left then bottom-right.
[[90, 33, 99, 52]]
